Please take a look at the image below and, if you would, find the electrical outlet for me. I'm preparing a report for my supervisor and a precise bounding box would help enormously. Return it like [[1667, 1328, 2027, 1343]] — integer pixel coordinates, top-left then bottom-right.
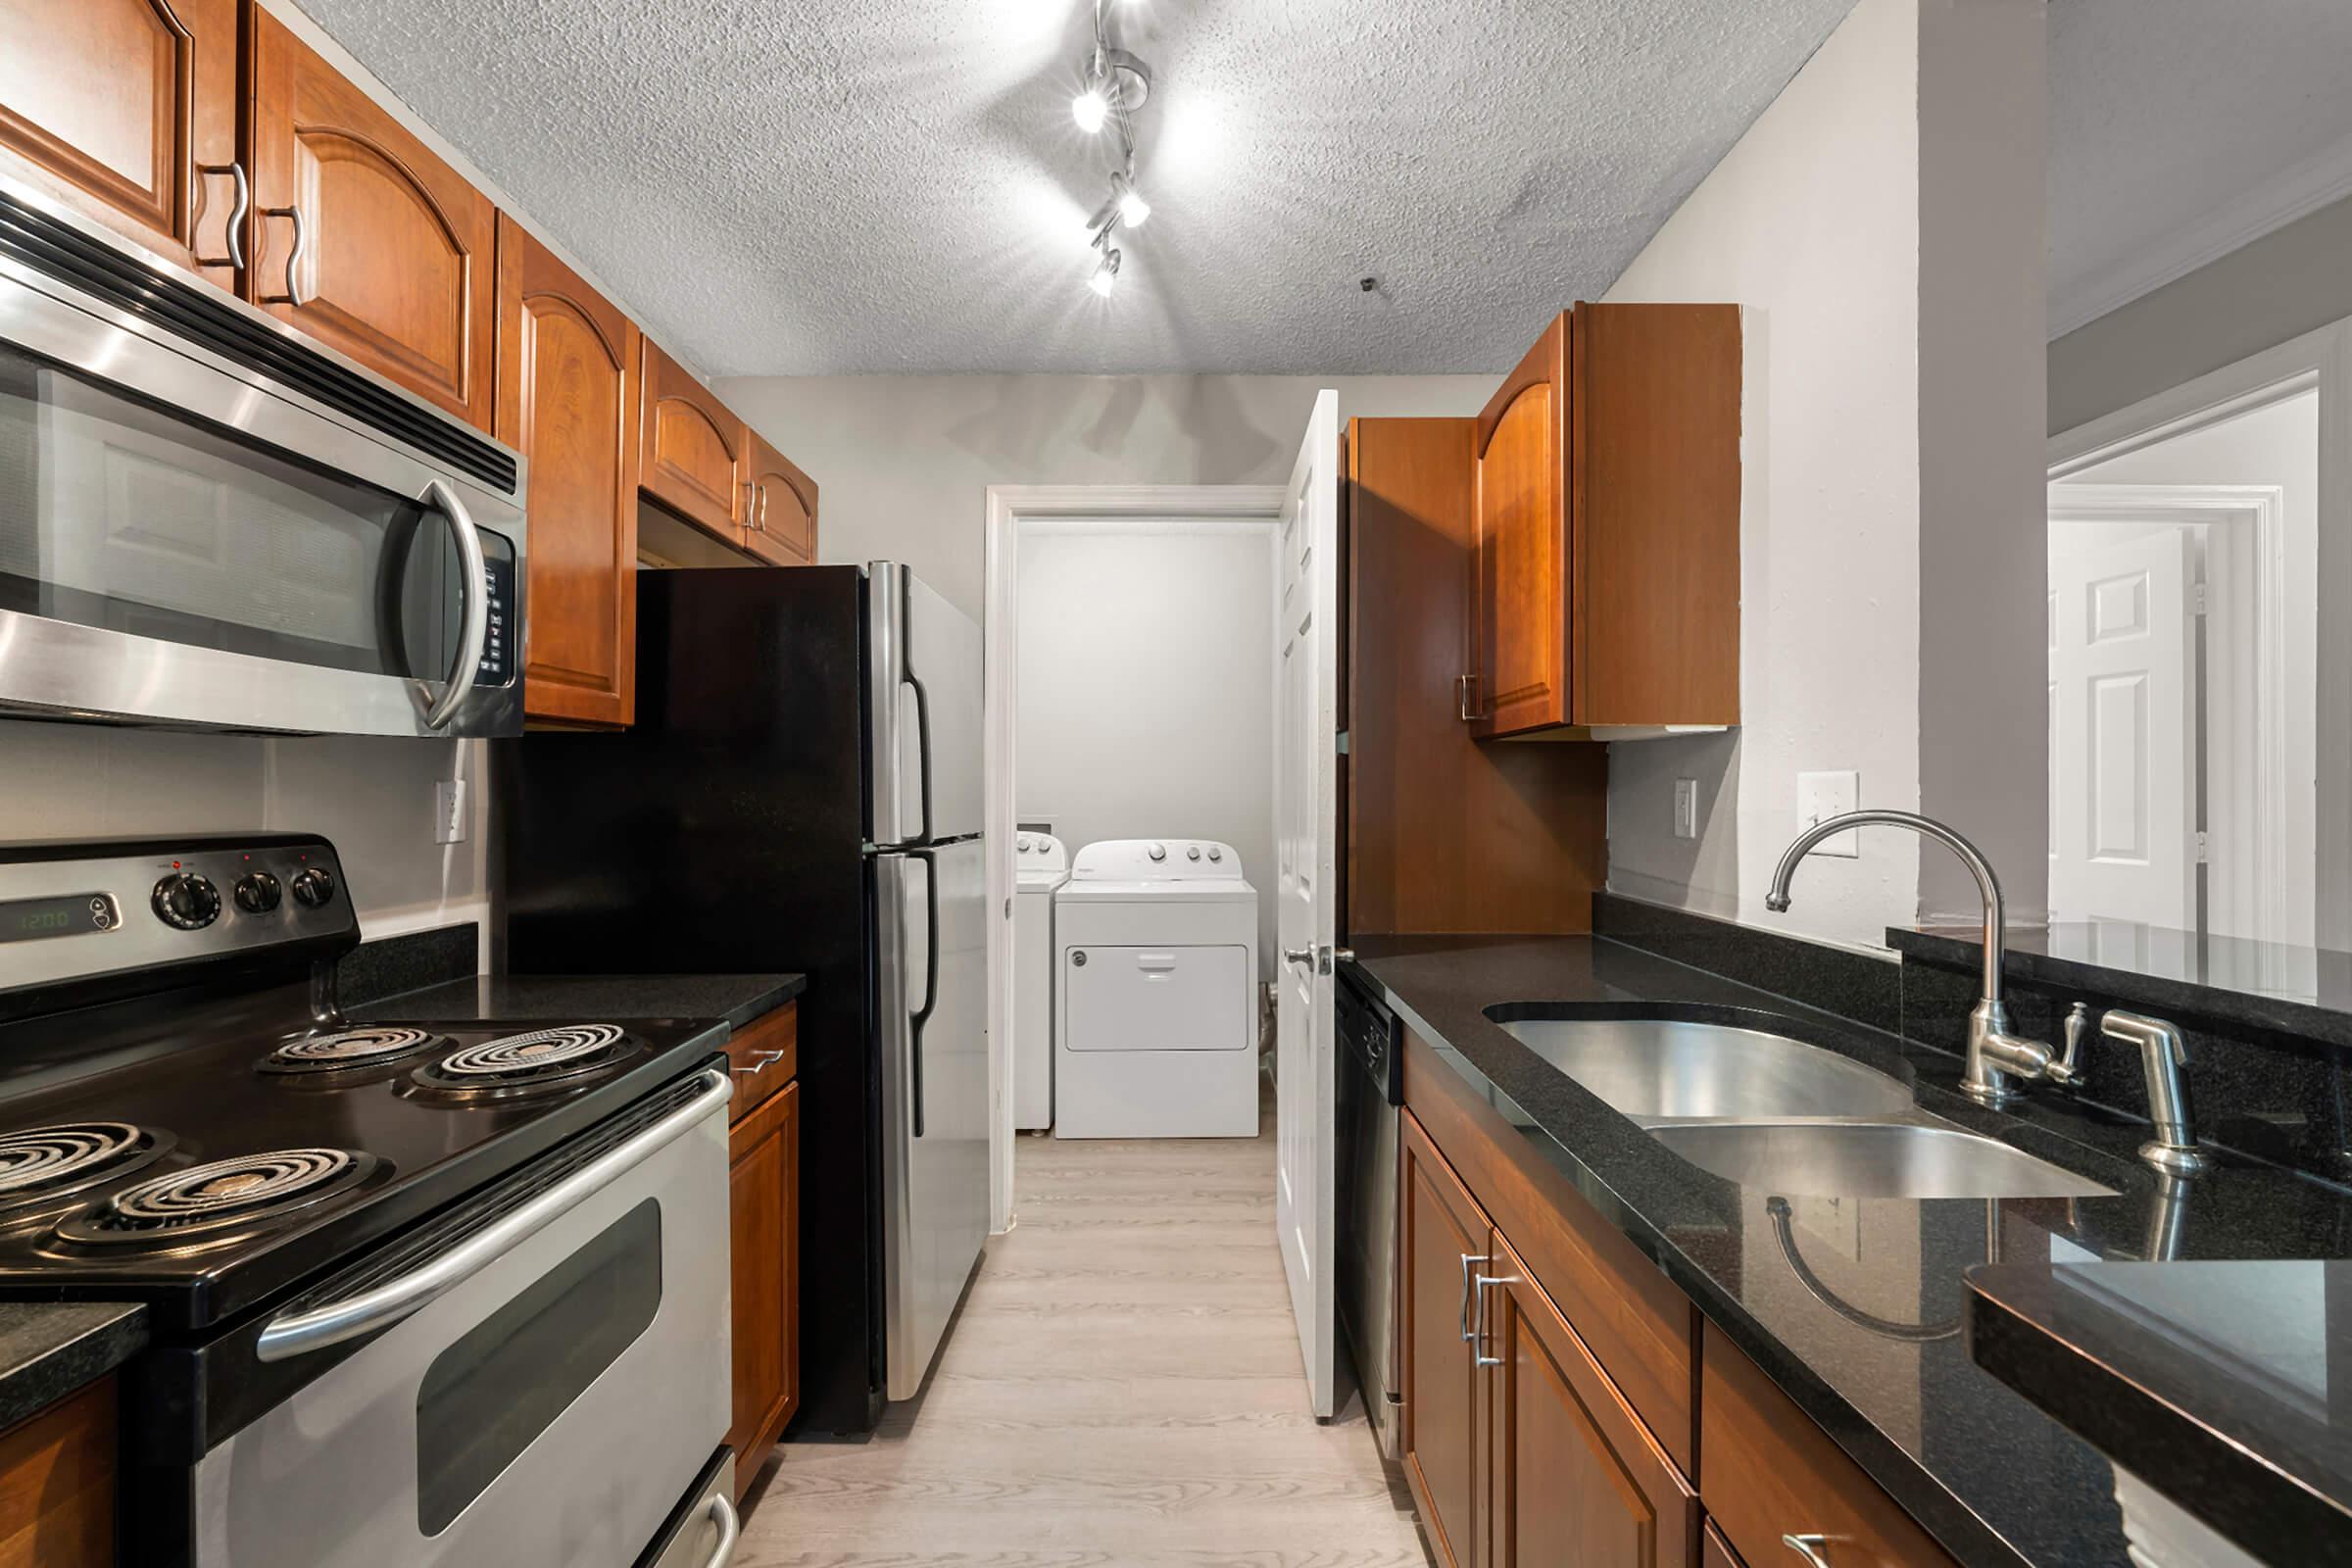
[[1673, 779, 1698, 841], [436, 780, 468, 846], [1796, 770, 1859, 856]]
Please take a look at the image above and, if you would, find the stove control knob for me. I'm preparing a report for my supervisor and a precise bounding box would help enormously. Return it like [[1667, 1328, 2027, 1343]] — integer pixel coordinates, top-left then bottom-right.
[[152, 873, 221, 930], [291, 867, 338, 909], [233, 871, 282, 914]]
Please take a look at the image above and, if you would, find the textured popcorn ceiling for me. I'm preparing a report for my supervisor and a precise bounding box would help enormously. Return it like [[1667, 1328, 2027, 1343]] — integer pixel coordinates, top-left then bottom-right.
[[290, 0, 1853, 375]]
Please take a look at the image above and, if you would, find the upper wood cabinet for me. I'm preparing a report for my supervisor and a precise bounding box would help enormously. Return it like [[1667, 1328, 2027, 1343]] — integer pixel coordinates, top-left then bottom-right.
[[639, 340, 748, 545], [249, 10, 498, 430], [743, 431, 818, 565], [1467, 305, 1741, 737], [496, 215, 639, 728], [0, 0, 241, 290]]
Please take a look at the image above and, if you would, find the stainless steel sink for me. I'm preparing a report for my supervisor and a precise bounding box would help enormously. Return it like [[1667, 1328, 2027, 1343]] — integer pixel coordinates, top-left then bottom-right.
[[1493, 1016, 1916, 1121], [1645, 1121, 2116, 1200]]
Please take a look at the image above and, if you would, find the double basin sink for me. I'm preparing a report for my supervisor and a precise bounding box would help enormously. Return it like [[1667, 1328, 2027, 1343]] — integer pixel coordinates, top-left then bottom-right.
[[1489, 1011, 2115, 1200]]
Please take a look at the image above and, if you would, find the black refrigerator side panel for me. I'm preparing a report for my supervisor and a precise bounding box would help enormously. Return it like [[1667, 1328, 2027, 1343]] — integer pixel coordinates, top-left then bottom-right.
[[499, 564, 886, 1435]]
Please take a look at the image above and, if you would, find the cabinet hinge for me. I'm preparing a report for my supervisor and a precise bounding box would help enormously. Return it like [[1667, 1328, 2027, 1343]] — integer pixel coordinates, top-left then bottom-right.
[[1336, 730, 1350, 757], [2195, 830, 2211, 865], [2193, 580, 2209, 616]]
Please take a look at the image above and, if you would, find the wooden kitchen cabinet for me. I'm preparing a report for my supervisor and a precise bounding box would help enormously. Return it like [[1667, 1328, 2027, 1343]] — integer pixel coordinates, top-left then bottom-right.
[[249, 9, 499, 430], [495, 215, 640, 728], [743, 431, 818, 565], [639, 340, 749, 547], [0, 1376, 115, 1565], [725, 1005, 800, 1499], [0, 0, 242, 291], [1467, 305, 1741, 737], [1400, 1112, 1490, 1568]]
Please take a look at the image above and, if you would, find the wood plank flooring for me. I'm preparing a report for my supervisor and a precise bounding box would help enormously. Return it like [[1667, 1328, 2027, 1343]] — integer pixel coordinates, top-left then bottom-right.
[[735, 1118, 1429, 1566]]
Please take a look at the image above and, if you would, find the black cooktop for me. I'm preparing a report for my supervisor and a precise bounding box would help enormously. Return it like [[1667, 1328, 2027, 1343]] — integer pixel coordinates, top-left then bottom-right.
[[0, 985, 725, 1333]]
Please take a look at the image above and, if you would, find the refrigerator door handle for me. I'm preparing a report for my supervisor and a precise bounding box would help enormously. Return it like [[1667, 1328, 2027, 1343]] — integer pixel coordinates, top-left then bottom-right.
[[905, 649, 935, 849], [907, 849, 939, 1139]]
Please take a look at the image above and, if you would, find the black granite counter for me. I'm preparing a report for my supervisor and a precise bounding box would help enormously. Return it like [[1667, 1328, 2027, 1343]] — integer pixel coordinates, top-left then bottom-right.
[[0, 1301, 143, 1430], [1346, 934, 2352, 1568], [1967, 1260, 2352, 1566], [354, 973, 805, 1032]]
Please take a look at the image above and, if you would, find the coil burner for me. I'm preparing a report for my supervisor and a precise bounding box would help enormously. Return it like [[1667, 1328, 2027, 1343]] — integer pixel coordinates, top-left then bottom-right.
[[58, 1148, 379, 1247], [407, 1025, 639, 1102], [259, 1027, 449, 1075], [0, 1122, 172, 1218]]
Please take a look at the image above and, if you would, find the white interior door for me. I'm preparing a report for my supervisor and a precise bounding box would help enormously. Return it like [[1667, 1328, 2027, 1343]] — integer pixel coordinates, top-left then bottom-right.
[[1274, 390, 1340, 1419], [2048, 526, 2197, 927]]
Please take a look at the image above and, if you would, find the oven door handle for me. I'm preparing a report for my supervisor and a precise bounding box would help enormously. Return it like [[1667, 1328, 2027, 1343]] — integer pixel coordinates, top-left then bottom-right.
[[255, 1068, 732, 1362]]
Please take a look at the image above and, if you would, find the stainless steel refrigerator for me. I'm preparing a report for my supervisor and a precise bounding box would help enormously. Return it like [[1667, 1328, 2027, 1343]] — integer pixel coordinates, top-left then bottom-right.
[[500, 561, 989, 1432]]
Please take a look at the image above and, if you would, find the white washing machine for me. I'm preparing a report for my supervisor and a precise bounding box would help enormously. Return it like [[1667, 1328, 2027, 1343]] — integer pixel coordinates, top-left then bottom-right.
[[1011, 832, 1069, 1131], [1054, 839, 1260, 1139]]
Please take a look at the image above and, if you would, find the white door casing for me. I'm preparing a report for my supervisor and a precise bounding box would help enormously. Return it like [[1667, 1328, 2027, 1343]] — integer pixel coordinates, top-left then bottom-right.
[[2047, 527, 2197, 927], [1273, 390, 1340, 1420]]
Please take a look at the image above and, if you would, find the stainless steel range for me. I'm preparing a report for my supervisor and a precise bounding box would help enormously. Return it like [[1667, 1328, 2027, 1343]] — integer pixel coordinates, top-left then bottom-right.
[[0, 834, 740, 1568]]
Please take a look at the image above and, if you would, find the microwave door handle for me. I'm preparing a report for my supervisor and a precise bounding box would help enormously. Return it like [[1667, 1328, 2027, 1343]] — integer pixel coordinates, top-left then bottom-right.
[[256, 1068, 732, 1361], [419, 476, 489, 730], [906, 850, 939, 1139]]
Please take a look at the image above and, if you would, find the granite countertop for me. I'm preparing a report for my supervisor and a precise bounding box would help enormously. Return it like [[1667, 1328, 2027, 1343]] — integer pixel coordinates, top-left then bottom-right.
[[0, 1302, 144, 1430], [1967, 1259, 2352, 1566], [1346, 934, 2352, 1568], [1890, 920, 2352, 1048], [353, 973, 805, 1032]]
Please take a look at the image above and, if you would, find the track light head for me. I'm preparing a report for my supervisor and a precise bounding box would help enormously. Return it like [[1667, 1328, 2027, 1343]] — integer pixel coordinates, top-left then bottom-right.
[[1089, 248, 1122, 297], [1072, 46, 1152, 134]]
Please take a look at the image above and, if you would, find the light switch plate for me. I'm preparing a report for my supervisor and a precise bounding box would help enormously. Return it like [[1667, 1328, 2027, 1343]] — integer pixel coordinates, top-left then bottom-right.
[[1673, 779, 1698, 841], [1796, 770, 1859, 856]]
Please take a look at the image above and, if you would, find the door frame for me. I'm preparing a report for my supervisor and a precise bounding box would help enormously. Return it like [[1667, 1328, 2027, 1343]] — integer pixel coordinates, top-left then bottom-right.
[[2045, 484, 2296, 942], [2050, 312, 2352, 946], [980, 484, 1287, 1234]]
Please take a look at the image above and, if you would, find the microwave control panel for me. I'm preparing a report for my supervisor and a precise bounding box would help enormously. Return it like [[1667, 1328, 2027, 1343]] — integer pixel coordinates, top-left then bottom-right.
[[476, 540, 516, 687]]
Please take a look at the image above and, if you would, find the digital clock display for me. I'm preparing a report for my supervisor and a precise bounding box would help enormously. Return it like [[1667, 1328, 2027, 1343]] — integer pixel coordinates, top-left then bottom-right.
[[0, 894, 115, 944]]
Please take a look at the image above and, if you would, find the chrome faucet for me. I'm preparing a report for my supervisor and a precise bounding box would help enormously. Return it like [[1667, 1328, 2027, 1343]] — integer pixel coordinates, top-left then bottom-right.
[[1765, 810, 2079, 1108], [2099, 1010, 2210, 1177]]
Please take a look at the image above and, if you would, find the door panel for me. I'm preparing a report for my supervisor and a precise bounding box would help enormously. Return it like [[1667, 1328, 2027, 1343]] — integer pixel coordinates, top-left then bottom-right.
[[1275, 388, 1342, 1419], [1471, 316, 1568, 737], [639, 340, 745, 544], [496, 215, 638, 727], [1064, 945, 1250, 1051], [726, 1081, 798, 1496], [0, 0, 240, 287], [250, 11, 497, 429], [745, 432, 818, 564], [1400, 1114, 1490, 1568]]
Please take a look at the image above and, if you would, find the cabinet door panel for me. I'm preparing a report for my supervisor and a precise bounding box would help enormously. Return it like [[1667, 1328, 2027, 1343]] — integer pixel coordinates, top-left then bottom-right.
[[1401, 1111, 1491, 1568], [727, 1082, 799, 1497], [1471, 315, 1569, 737], [0, 0, 239, 286], [640, 341, 746, 545], [744, 431, 817, 565], [1487, 1234, 1696, 1568], [495, 215, 638, 727], [251, 12, 497, 429]]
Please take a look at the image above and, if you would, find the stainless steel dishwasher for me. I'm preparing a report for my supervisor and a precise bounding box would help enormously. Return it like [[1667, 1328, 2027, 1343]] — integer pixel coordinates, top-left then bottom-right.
[[1336, 966, 1403, 1458]]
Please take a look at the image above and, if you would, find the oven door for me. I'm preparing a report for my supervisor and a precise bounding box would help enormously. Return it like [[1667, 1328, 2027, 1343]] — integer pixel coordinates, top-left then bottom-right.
[[191, 1074, 732, 1568], [0, 184, 524, 736]]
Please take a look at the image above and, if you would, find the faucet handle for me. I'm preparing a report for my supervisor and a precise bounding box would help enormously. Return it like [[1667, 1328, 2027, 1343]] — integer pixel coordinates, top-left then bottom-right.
[[2045, 1002, 2090, 1087]]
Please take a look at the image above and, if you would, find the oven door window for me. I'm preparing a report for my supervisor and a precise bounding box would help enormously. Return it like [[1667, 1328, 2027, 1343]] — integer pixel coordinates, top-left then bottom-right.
[[0, 341, 508, 685], [415, 1199, 663, 1536]]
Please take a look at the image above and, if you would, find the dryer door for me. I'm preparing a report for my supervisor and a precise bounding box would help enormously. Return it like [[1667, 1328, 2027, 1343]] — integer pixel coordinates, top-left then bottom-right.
[[1064, 946, 1250, 1052]]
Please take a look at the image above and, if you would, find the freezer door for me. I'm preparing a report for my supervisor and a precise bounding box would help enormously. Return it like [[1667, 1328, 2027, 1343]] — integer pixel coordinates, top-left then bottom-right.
[[873, 837, 990, 1399], [868, 564, 985, 845]]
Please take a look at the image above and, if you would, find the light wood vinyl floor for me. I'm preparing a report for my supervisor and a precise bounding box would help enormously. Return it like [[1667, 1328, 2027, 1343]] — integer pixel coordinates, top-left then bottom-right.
[[734, 1116, 1430, 1567]]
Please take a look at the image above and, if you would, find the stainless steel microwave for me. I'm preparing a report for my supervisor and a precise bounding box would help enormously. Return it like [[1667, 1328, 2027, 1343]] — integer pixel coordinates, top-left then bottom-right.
[[0, 176, 527, 737]]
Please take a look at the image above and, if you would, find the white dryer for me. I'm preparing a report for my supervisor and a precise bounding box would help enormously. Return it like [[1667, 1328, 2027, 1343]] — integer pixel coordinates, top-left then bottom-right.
[[1054, 839, 1260, 1139], [1011, 832, 1069, 1131]]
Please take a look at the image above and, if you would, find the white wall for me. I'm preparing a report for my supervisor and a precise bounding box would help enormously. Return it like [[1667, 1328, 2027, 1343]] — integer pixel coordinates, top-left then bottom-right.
[[1015, 523, 1277, 976], [714, 374, 1493, 619], [1600, 0, 2047, 951]]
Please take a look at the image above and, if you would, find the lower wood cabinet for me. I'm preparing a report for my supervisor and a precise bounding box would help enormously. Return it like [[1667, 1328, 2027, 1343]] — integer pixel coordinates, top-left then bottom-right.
[[1401, 1113, 1487, 1568], [0, 1376, 115, 1566], [725, 1007, 799, 1500]]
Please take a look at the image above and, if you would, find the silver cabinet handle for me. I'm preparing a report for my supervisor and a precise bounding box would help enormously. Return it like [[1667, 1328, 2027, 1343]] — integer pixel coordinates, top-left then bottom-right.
[[197, 162, 248, 269], [1472, 1271, 1519, 1367], [419, 475, 489, 730], [732, 1049, 785, 1076], [258, 1068, 733, 1360], [1457, 672, 1477, 721], [262, 203, 308, 305], [700, 1493, 741, 1568], [758, 482, 769, 532], [1457, 1252, 1487, 1343], [1783, 1535, 1833, 1567]]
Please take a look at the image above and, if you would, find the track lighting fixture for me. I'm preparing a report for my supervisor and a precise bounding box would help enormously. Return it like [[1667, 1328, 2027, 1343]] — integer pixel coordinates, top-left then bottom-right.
[[1072, 0, 1155, 298], [1089, 248, 1122, 297]]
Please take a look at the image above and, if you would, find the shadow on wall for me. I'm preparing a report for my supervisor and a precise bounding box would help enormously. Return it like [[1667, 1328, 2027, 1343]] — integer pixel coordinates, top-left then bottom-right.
[[1605, 728, 1744, 920], [942, 374, 1288, 481]]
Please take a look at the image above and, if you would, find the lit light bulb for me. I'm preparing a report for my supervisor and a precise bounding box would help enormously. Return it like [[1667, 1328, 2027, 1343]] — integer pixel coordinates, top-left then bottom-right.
[[1089, 249, 1122, 297], [1072, 86, 1109, 133], [1116, 185, 1150, 226]]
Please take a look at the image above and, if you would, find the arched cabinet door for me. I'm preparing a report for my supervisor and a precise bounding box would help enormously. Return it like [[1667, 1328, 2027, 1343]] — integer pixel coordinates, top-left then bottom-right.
[[743, 432, 818, 566], [0, 0, 241, 290], [639, 339, 748, 546], [1470, 313, 1570, 737], [496, 215, 640, 728], [249, 9, 497, 431]]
